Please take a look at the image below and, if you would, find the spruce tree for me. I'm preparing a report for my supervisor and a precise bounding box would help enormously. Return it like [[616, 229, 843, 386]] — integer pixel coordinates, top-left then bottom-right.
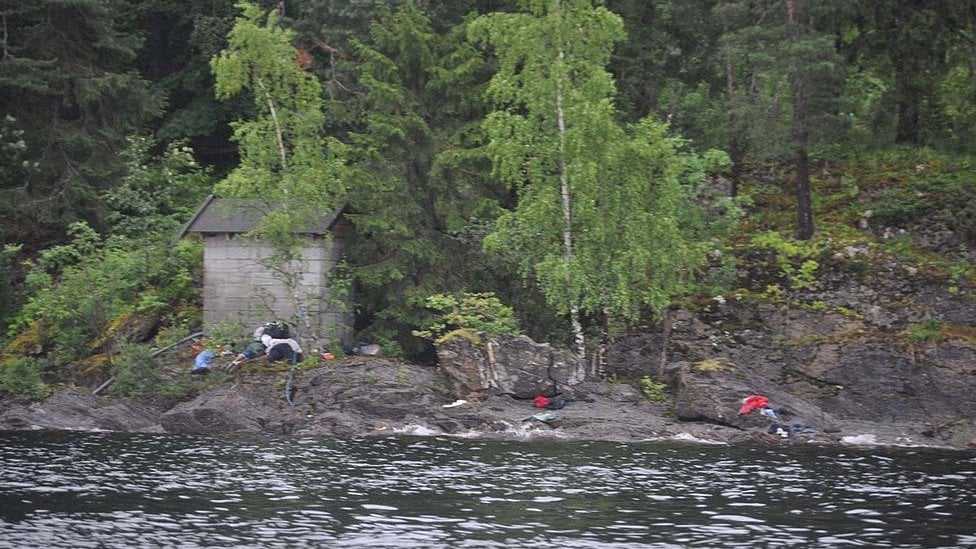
[[717, 0, 845, 240], [338, 2, 507, 354], [0, 0, 162, 251]]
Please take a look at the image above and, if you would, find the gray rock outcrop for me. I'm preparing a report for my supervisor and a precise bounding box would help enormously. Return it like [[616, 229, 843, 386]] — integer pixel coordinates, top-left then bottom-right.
[[436, 335, 585, 400]]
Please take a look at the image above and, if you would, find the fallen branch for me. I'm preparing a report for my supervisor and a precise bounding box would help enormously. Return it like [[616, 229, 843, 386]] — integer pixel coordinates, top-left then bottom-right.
[[91, 332, 205, 395]]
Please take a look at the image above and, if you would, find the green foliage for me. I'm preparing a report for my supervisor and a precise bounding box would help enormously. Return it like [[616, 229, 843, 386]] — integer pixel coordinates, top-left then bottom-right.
[[396, 366, 410, 384], [609, 1, 723, 136], [209, 0, 350, 344], [938, 59, 976, 151], [105, 345, 158, 398], [0, 244, 22, 327], [878, 233, 975, 293], [0, 115, 38, 185], [108, 344, 200, 400], [693, 357, 733, 372], [204, 321, 247, 353], [639, 375, 668, 402], [750, 231, 820, 291], [905, 318, 943, 344], [133, 0, 242, 162], [805, 300, 829, 312], [103, 136, 212, 239], [843, 1, 976, 148], [3, 0, 976, 391], [0, 0, 164, 251], [835, 306, 862, 320], [0, 357, 50, 400], [332, 2, 518, 355], [861, 150, 976, 244], [9, 224, 202, 371], [473, 0, 715, 348], [211, 0, 347, 218], [413, 292, 521, 343]]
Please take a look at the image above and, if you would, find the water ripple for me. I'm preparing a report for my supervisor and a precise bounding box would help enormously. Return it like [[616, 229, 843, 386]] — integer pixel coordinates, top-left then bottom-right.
[[0, 431, 975, 547]]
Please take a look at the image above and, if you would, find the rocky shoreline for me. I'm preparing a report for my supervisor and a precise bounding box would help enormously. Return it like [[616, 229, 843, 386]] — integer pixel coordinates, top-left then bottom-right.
[[1, 346, 972, 451], [3, 237, 975, 451]]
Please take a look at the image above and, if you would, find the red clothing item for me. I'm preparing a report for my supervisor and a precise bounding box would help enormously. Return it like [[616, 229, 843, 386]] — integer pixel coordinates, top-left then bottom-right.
[[739, 394, 769, 415]]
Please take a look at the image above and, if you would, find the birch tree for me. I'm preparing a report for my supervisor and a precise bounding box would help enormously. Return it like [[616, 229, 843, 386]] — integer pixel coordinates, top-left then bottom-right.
[[211, 0, 347, 227], [472, 0, 714, 372], [210, 1, 348, 341]]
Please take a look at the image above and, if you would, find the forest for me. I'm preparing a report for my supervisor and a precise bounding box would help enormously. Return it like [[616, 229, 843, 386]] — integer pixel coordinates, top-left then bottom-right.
[[0, 0, 974, 399]]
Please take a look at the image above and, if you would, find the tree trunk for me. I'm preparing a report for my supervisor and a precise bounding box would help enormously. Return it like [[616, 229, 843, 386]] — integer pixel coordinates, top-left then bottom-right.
[[597, 306, 610, 379], [786, 0, 814, 240], [795, 143, 814, 240], [555, 40, 587, 367], [657, 307, 672, 379], [894, 56, 922, 145], [725, 53, 741, 198], [891, 0, 924, 145], [256, 77, 288, 174]]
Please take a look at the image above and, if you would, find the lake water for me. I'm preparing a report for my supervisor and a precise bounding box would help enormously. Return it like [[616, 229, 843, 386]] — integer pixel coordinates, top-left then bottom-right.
[[1, 430, 974, 548]]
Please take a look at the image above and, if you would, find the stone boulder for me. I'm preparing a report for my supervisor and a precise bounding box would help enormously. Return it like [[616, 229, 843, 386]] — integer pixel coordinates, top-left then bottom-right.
[[160, 386, 287, 434], [672, 359, 841, 434], [436, 335, 586, 400], [157, 358, 450, 436], [0, 389, 164, 432]]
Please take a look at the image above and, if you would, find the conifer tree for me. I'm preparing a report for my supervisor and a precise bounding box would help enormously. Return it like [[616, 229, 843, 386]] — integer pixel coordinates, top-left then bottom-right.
[[338, 2, 507, 354], [717, 0, 845, 240], [0, 0, 162, 250]]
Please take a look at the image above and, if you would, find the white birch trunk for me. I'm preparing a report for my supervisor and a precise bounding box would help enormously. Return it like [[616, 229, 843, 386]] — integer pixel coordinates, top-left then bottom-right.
[[256, 77, 288, 176], [554, 8, 587, 368]]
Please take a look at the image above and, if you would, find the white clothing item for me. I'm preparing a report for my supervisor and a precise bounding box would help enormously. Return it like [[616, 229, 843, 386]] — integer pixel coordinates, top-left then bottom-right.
[[260, 334, 302, 354]]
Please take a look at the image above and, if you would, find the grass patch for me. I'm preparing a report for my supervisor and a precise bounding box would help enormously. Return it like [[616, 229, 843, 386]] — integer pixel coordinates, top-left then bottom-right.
[[899, 319, 976, 345], [940, 323, 976, 343], [784, 327, 868, 346], [693, 357, 734, 371]]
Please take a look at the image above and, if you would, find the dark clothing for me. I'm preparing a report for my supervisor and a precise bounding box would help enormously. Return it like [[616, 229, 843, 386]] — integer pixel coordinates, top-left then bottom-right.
[[267, 342, 302, 363]]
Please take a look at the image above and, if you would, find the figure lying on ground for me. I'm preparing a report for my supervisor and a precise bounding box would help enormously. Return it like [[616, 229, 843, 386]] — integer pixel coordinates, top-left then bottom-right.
[[260, 332, 304, 364]]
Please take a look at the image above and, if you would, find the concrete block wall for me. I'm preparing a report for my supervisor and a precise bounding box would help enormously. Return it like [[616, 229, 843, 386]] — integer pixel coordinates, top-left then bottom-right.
[[201, 233, 352, 348]]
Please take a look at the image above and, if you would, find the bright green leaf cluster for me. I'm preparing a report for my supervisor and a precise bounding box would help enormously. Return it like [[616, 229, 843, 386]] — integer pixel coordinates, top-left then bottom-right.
[[413, 292, 521, 342]]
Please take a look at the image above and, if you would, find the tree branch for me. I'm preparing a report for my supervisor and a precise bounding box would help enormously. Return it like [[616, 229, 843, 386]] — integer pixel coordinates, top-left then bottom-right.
[[256, 77, 288, 174]]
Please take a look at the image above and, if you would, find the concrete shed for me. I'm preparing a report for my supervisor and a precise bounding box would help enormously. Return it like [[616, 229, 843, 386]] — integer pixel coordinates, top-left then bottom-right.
[[177, 195, 353, 350]]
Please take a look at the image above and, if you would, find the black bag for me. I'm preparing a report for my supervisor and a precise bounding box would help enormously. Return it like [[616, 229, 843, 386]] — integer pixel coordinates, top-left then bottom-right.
[[545, 397, 567, 410], [263, 321, 290, 339]]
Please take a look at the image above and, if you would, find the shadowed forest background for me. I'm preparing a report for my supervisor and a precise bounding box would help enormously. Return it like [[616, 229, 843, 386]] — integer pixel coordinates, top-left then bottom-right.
[[0, 0, 974, 400]]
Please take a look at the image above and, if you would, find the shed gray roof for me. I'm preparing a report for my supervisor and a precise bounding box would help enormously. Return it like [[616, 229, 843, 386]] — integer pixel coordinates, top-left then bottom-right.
[[177, 195, 348, 238]]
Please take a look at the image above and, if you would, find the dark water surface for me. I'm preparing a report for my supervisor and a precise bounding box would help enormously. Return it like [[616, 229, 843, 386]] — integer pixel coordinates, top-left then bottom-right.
[[1, 430, 975, 548]]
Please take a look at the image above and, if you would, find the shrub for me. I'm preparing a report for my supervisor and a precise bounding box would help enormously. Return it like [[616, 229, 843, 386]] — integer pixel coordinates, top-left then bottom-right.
[[750, 231, 820, 291], [103, 136, 211, 240], [108, 344, 201, 400], [640, 376, 668, 402], [863, 150, 976, 242], [8, 225, 202, 379], [905, 318, 942, 343], [412, 292, 521, 343], [0, 244, 21, 327], [0, 357, 50, 400]]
